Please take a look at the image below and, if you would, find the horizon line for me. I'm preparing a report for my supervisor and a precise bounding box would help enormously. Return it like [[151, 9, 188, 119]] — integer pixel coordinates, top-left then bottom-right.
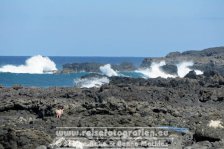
[[0, 55, 152, 58]]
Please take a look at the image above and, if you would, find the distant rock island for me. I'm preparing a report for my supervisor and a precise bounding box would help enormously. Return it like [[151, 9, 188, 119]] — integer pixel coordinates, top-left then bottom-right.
[[60, 62, 136, 73]]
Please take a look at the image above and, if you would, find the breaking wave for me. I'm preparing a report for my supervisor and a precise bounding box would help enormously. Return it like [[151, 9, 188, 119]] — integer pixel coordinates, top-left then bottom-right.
[[135, 61, 176, 79], [0, 55, 57, 74], [177, 61, 203, 77], [177, 61, 194, 78], [99, 64, 118, 77], [74, 76, 109, 88], [136, 61, 203, 79], [195, 70, 203, 75]]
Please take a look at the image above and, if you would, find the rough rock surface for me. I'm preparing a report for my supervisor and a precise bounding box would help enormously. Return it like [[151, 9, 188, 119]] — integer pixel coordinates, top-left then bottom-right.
[[0, 71, 224, 148]]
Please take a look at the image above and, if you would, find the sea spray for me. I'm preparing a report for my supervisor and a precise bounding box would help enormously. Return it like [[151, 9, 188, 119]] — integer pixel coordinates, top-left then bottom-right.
[[135, 61, 176, 78], [177, 61, 203, 77], [74, 76, 109, 88], [0, 55, 57, 74], [194, 70, 203, 75], [99, 64, 118, 77], [136, 61, 203, 79]]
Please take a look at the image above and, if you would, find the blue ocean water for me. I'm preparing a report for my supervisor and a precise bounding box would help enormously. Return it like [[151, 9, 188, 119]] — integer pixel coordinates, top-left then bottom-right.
[[0, 56, 144, 87], [0, 56, 144, 69]]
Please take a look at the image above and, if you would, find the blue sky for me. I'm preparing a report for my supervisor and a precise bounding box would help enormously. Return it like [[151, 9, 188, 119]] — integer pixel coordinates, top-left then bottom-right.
[[0, 0, 224, 57]]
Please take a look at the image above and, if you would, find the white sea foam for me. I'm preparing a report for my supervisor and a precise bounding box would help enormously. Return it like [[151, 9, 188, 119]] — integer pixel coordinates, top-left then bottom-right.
[[195, 70, 204, 75], [135, 61, 176, 79], [74, 77, 109, 88], [0, 55, 57, 74], [136, 61, 203, 79], [99, 64, 118, 77], [177, 61, 194, 78], [177, 61, 203, 77]]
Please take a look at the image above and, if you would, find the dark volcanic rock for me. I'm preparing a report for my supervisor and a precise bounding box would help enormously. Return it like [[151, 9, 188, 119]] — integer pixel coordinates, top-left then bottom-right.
[[80, 73, 106, 79], [181, 47, 224, 57], [160, 64, 178, 75], [61, 62, 136, 73], [166, 51, 182, 58], [185, 70, 197, 79], [112, 62, 136, 71], [140, 58, 153, 68], [61, 63, 102, 73], [204, 70, 219, 77], [1, 73, 224, 148]]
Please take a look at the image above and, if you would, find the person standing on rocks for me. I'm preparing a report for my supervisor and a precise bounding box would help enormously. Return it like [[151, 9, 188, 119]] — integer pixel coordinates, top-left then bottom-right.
[[56, 106, 64, 118]]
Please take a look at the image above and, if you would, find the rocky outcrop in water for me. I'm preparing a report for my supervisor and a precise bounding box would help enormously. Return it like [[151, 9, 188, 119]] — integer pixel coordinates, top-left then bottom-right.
[[0, 71, 224, 148], [141, 47, 224, 75], [60, 62, 136, 73]]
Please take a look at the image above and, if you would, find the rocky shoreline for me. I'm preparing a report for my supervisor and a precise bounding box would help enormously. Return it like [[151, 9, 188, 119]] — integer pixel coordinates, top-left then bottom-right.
[[0, 70, 224, 148]]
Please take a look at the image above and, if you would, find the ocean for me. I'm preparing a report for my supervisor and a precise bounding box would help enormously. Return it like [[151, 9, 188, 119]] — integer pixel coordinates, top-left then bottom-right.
[[0, 56, 144, 87], [0, 56, 201, 87]]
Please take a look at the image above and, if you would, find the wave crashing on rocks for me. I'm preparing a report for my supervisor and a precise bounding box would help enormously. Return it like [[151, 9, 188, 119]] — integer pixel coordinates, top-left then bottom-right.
[[74, 76, 109, 88], [136, 61, 203, 79], [0, 55, 57, 74]]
